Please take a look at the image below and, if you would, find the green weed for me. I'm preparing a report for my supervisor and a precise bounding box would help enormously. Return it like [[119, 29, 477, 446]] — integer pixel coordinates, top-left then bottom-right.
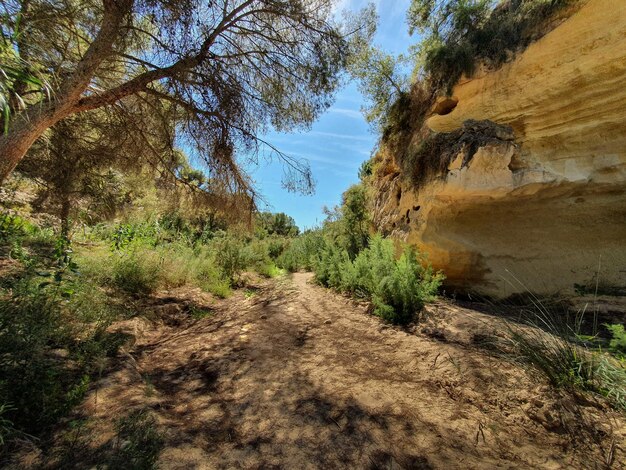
[[189, 307, 214, 320], [109, 410, 163, 470]]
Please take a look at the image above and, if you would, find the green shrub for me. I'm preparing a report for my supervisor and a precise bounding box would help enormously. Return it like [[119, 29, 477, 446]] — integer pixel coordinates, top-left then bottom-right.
[[0, 275, 121, 437], [278, 230, 325, 272], [112, 252, 161, 295], [0, 212, 56, 258], [165, 244, 231, 297], [242, 238, 272, 271], [314, 242, 351, 289], [205, 279, 232, 298], [606, 324, 626, 354], [343, 234, 396, 295], [210, 234, 249, 283], [314, 235, 443, 325], [78, 237, 233, 298], [256, 212, 300, 237], [257, 262, 283, 279], [266, 236, 290, 260], [373, 245, 443, 323], [0, 282, 74, 434], [0, 213, 31, 242]]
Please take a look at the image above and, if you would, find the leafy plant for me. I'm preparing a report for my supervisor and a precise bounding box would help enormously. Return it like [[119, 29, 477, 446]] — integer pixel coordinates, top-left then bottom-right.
[[0, 212, 27, 241], [0, 54, 52, 134], [606, 324, 626, 354]]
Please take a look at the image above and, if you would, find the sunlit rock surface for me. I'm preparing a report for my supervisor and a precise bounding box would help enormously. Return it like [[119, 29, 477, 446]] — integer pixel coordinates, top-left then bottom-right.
[[372, 0, 626, 298]]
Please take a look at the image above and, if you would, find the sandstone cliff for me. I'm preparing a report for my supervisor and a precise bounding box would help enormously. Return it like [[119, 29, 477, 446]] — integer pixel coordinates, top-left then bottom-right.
[[372, 0, 626, 298]]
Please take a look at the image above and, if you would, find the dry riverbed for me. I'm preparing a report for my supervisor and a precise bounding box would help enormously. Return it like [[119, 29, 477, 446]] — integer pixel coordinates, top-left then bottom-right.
[[18, 273, 626, 469]]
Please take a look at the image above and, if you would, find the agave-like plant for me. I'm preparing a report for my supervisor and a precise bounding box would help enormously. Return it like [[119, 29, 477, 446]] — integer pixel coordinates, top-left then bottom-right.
[[0, 24, 52, 134]]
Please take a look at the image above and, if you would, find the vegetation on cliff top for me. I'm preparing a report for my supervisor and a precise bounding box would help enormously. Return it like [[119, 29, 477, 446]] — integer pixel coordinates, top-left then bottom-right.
[[352, 0, 579, 187], [408, 0, 577, 93]]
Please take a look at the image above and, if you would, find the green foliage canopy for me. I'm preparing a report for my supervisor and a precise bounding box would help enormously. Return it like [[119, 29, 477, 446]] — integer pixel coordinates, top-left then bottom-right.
[[0, 0, 376, 195], [256, 212, 300, 237]]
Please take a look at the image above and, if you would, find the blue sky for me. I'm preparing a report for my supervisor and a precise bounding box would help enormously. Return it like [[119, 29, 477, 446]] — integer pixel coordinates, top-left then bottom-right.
[[247, 0, 412, 230]]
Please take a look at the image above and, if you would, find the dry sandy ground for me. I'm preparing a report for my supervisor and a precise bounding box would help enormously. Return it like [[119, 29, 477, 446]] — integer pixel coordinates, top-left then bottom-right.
[[31, 273, 626, 468]]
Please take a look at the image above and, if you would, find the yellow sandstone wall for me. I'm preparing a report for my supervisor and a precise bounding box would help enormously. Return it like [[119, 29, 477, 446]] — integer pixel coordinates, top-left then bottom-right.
[[373, 0, 626, 297]]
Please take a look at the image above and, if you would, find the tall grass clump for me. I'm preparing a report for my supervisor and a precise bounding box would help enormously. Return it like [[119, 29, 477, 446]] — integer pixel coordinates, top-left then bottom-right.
[[108, 410, 163, 469], [153, 242, 231, 296], [112, 252, 161, 295], [507, 300, 626, 411], [315, 235, 444, 324], [78, 229, 235, 298]]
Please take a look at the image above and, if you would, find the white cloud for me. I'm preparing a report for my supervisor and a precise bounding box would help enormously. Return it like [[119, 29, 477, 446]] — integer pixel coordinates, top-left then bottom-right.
[[307, 130, 373, 142], [328, 107, 363, 120], [290, 151, 359, 170]]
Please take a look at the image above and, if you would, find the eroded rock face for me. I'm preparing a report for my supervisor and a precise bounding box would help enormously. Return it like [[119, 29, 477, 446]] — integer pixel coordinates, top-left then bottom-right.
[[372, 0, 626, 297]]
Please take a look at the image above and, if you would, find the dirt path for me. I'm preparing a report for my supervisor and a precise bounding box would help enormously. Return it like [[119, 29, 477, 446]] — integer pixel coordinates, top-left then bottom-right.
[[78, 273, 624, 469]]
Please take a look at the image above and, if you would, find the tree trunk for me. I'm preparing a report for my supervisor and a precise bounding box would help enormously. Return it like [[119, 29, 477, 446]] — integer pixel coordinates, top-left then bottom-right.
[[60, 193, 72, 239], [0, 0, 131, 185], [0, 105, 62, 184]]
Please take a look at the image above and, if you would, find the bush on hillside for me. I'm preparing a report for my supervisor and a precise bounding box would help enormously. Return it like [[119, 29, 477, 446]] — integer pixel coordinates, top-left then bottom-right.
[[0, 274, 122, 439]]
